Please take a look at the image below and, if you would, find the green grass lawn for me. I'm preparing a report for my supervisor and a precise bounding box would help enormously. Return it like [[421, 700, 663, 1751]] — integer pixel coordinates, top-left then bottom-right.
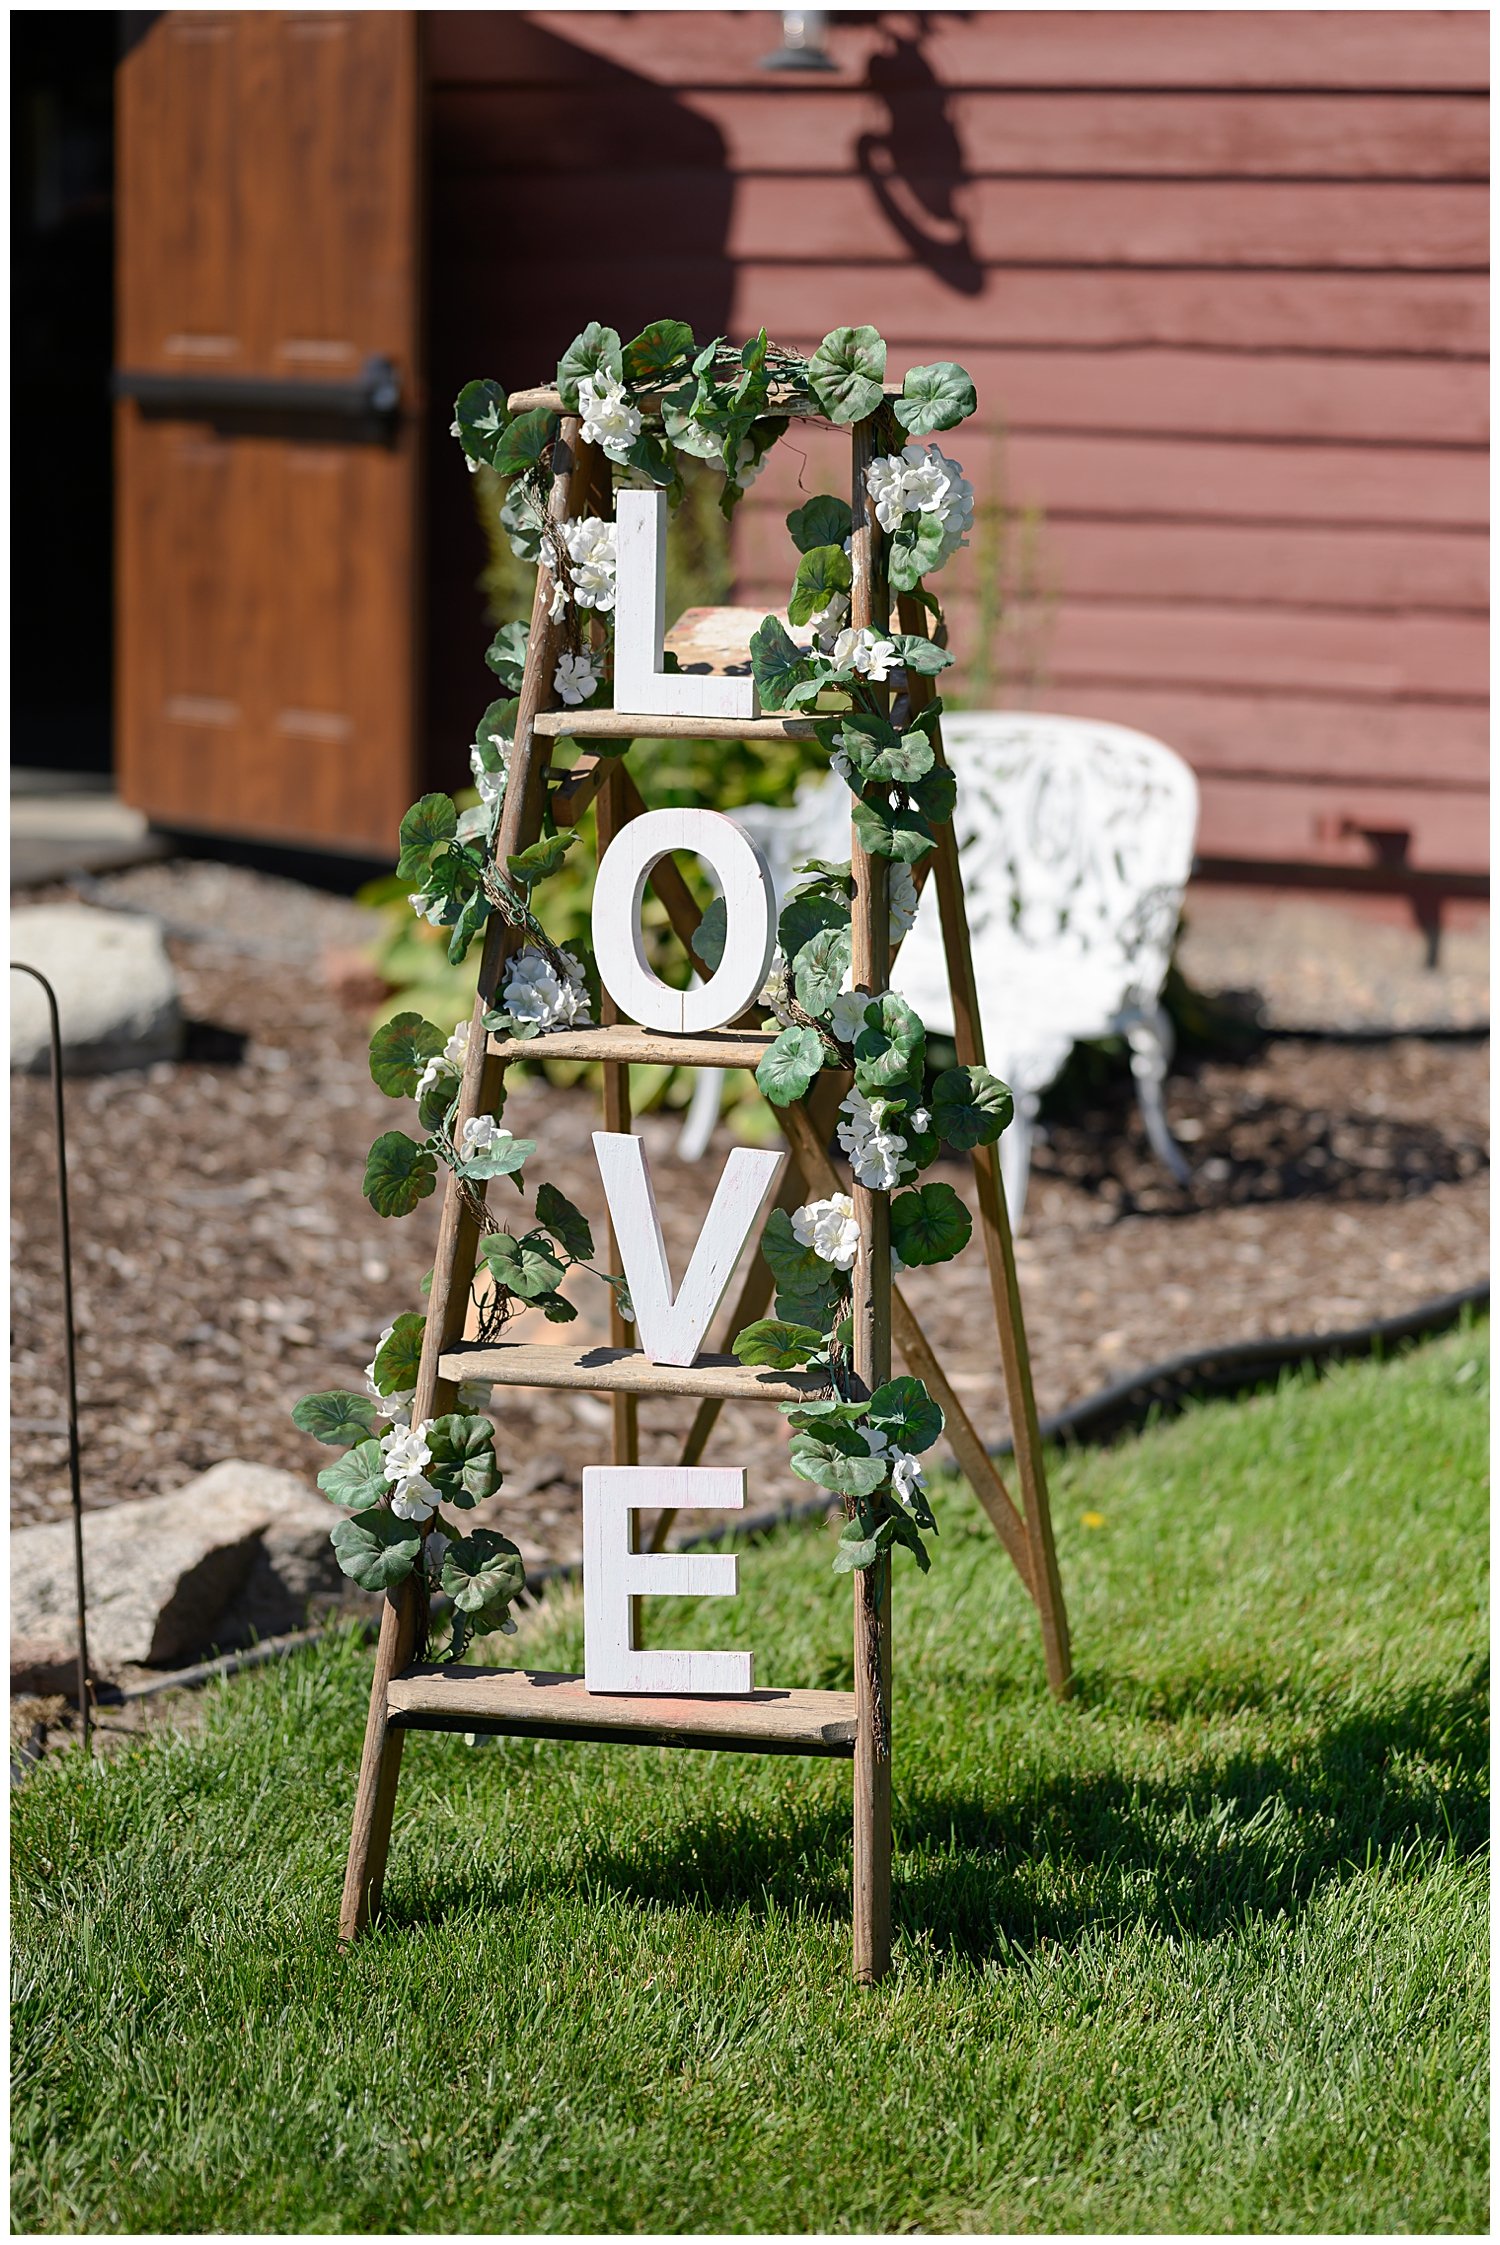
[[12, 1323, 1487, 2234]]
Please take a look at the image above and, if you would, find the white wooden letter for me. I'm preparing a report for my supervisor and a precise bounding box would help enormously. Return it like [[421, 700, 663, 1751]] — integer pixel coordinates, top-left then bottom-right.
[[591, 806, 777, 1033], [593, 1131, 785, 1367], [614, 487, 758, 720], [584, 1466, 752, 1695]]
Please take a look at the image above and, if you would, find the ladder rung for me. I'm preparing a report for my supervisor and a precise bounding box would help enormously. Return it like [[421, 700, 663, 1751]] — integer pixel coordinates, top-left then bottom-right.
[[506, 381, 901, 421], [486, 1024, 775, 1069], [439, 1339, 827, 1404], [387, 1664, 858, 1757], [534, 710, 820, 742]]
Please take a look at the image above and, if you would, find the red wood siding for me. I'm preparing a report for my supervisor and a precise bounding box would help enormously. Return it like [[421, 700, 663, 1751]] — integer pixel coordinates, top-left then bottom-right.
[[426, 10, 1488, 883]]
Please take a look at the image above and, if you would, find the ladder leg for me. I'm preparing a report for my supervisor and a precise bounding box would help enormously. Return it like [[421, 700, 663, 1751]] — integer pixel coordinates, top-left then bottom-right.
[[339, 1577, 421, 1939]]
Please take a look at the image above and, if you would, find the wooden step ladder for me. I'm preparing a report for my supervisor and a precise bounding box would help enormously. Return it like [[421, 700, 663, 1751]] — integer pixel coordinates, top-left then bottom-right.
[[339, 391, 1071, 1984]]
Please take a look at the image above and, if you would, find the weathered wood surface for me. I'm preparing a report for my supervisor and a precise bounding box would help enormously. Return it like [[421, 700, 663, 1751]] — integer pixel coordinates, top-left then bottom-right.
[[486, 1023, 777, 1069], [387, 1665, 859, 1756], [437, 1338, 829, 1403], [534, 709, 819, 742]]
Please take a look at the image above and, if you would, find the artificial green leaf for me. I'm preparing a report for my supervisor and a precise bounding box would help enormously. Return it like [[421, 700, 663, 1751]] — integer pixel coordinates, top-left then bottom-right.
[[831, 1520, 886, 1574], [538, 1292, 579, 1324], [775, 1278, 842, 1333], [890, 1180, 973, 1267], [888, 511, 949, 592], [455, 804, 492, 846], [452, 378, 509, 469], [623, 426, 676, 487], [441, 1528, 526, 1618], [791, 856, 855, 895], [498, 482, 542, 563], [853, 993, 925, 1088], [534, 1181, 593, 1263], [782, 1398, 867, 1431], [890, 633, 954, 676], [786, 495, 852, 554], [883, 1503, 933, 1570], [789, 1427, 889, 1500], [446, 885, 492, 966], [459, 1132, 536, 1184], [793, 924, 853, 1017], [932, 1064, 1014, 1151], [480, 1228, 566, 1302], [894, 360, 976, 435], [363, 1131, 438, 1219], [425, 1413, 502, 1507], [485, 621, 529, 692], [419, 844, 481, 922], [778, 885, 848, 963], [732, 1318, 824, 1369], [911, 767, 958, 827], [507, 831, 574, 888], [836, 712, 933, 786], [396, 793, 458, 883], [867, 1374, 944, 1455], [851, 793, 934, 865], [749, 614, 813, 712], [691, 895, 726, 973], [556, 322, 623, 408], [330, 1505, 422, 1593], [368, 1012, 445, 1100], [787, 544, 852, 629], [807, 324, 887, 424], [317, 1440, 389, 1510], [417, 1068, 460, 1134], [760, 1205, 827, 1291], [371, 1312, 426, 1397], [622, 317, 694, 386], [292, 1390, 377, 1447], [473, 696, 519, 762], [756, 1023, 826, 1108], [491, 407, 558, 480], [660, 386, 722, 462]]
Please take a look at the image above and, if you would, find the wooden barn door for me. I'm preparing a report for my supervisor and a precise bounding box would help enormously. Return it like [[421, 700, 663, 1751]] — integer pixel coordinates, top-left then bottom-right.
[[115, 12, 421, 854]]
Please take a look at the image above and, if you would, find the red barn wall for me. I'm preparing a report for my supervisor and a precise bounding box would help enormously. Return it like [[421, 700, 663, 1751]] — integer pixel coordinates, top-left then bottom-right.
[[426, 9, 1488, 892]]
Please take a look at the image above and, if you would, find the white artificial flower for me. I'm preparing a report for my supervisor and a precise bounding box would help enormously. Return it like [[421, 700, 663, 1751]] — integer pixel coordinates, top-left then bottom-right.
[[791, 1192, 861, 1272], [542, 517, 618, 615], [460, 1113, 512, 1159], [577, 371, 642, 464], [865, 443, 973, 568], [553, 650, 600, 706], [837, 1086, 916, 1192], [415, 1018, 470, 1104], [469, 738, 507, 811], [442, 1020, 470, 1069], [864, 451, 910, 535], [381, 1421, 432, 1484], [910, 1105, 931, 1134], [830, 626, 898, 683], [804, 590, 850, 655], [731, 435, 769, 492], [409, 891, 446, 926], [390, 1472, 440, 1523], [501, 946, 593, 1033], [888, 862, 919, 941], [450, 416, 481, 476], [828, 987, 875, 1045], [363, 1323, 395, 1401], [890, 1450, 926, 1506]]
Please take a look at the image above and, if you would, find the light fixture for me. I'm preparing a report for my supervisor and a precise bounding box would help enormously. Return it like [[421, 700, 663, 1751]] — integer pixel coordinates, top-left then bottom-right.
[[758, 10, 838, 72]]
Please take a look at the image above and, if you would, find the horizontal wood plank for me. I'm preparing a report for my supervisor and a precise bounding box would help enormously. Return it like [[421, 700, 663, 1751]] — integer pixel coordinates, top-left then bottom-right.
[[487, 1023, 775, 1068], [455, 175, 1488, 273], [387, 1665, 858, 1756], [429, 12, 1489, 93], [433, 88, 1490, 183], [438, 1339, 829, 1403], [534, 709, 819, 741]]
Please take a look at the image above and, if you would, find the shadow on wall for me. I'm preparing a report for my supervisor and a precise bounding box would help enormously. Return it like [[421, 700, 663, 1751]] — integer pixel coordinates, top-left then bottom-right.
[[423, 15, 735, 783], [856, 25, 982, 298]]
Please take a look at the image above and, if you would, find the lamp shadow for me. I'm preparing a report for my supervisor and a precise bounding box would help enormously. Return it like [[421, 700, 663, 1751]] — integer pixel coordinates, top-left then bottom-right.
[[384, 1664, 1487, 1965]]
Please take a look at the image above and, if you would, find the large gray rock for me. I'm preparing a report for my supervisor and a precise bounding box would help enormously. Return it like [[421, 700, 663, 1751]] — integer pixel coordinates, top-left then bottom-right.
[[11, 902, 183, 1073], [11, 1461, 343, 1692]]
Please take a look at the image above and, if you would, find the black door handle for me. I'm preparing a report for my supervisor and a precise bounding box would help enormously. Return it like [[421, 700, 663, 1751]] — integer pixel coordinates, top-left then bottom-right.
[[112, 354, 402, 439]]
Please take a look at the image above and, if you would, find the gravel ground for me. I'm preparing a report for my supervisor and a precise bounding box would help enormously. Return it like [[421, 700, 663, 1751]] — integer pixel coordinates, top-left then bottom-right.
[[11, 860, 1488, 1581]]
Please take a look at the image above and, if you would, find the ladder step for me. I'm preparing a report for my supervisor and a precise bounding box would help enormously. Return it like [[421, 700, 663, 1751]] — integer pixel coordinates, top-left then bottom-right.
[[387, 1664, 858, 1757], [439, 1339, 828, 1404], [487, 1024, 775, 1069], [534, 710, 819, 742], [507, 381, 901, 422]]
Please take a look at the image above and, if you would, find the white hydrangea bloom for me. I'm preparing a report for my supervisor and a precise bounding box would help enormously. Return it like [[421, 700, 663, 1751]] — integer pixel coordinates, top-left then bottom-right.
[[390, 1471, 441, 1523], [542, 517, 618, 615], [888, 862, 919, 941], [381, 1421, 432, 1484], [460, 1114, 512, 1159], [501, 945, 593, 1033], [837, 1086, 916, 1192], [578, 371, 641, 464], [553, 650, 600, 706], [791, 1192, 861, 1272], [864, 443, 973, 568], [830, 626, 898, 682]]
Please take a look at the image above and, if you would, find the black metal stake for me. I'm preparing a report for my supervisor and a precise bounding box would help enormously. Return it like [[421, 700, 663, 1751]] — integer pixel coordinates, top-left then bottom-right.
[[12, 963, 91, 1749]]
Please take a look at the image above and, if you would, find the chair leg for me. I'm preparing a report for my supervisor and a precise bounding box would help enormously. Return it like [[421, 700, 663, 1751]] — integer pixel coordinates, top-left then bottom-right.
[[676, 1066, 722, 1163], [999, 1092, 1037, 1231], [1125, 1004, 1192, 1186]]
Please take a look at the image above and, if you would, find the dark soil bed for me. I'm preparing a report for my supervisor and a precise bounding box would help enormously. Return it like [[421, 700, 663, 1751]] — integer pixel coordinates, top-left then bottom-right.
[[12, 862, 1488, 1576]]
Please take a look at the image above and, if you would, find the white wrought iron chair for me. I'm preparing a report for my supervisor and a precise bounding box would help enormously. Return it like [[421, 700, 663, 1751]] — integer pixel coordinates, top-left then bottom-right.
[[679, 712, 1200, 1228]]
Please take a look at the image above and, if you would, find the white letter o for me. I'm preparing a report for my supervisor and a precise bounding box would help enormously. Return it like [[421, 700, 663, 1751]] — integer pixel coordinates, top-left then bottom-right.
[[591, 808, 777, 1034]]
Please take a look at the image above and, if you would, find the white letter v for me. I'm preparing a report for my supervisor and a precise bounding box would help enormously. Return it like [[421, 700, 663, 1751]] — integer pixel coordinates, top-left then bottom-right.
[[591, 1132, 786, 1368]]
